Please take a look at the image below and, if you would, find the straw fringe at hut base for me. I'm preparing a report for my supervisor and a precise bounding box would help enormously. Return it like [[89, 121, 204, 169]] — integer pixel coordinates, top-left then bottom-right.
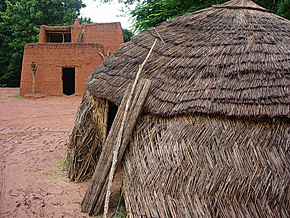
[[123, 115, 289, 218], [68, 91, 108, 182]]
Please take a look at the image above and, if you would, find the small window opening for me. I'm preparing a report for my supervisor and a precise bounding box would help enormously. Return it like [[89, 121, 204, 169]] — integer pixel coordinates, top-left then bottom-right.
[[47, 32, 71, 43], [62, 68, 75, 95], [107, 101, 118, 135], [64, 33, 71, 42]]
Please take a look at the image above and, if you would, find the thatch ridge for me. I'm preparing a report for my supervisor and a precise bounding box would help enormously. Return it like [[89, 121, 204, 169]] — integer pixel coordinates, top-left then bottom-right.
[[213, 0, 271, 12], [86, 0, 290, 118]]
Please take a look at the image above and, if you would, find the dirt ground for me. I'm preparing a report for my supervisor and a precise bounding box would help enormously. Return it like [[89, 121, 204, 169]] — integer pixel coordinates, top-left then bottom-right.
[[0, 88, 91, 217]]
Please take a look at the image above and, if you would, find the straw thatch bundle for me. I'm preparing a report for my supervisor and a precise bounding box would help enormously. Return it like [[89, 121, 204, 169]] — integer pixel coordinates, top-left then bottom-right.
[[123, 115, 289, 217], [68, 0, 290, 216], [68, 91, 108, 182]]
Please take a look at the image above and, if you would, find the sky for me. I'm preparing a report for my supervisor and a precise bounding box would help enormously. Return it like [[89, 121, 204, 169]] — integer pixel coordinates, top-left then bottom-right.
[[80, 0, 133, 29]]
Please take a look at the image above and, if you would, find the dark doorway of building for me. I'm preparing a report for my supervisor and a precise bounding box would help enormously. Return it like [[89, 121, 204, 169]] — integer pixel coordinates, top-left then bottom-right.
[[62, 68, 75, 95], [107, 101, 118, 135]]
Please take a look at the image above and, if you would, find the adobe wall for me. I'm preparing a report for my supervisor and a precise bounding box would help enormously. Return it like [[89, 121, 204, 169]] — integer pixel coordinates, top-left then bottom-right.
[[38, 21, 124, 53], [20, 43, 104, 96], [82, 22, 124, 54], [39, 25, 47, 43], [71, 18, 82, 42]]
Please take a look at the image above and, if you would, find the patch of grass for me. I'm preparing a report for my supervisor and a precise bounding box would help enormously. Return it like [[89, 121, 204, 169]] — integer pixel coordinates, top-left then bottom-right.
[[52, 175, 60, 179], [11, 94, 22, 99], [115, 205, 126, 218], [49, 169, 57, 174], [45, 157, 69, 180], [58, 157, 69, 172], [45, 169, 60, 179]]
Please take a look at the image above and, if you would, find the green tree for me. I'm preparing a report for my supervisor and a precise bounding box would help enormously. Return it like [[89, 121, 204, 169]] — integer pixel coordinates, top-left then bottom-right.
[[0, 0, 86, 86], [277, 0, 290, 19], [0, 0, 6, 13], [131, 0, 228, 31], [79, 16, 93, 24], [0, 0, 9, 86], [122, 28, 134, 42], [102, 0, 289, 32]]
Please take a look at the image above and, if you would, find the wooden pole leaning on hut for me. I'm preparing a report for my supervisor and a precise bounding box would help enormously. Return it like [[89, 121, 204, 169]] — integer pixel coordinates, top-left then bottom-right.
[[103, 39, 157, 218], [81, 39, 157, 216]]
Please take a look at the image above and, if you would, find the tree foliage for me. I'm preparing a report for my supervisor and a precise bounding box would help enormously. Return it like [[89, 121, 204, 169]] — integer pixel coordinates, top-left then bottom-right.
[[131, 0, 226, 31], [0, 0, 86, 86], [79, 16, 93, 24], [110, 0, 290, 32], [122, 28, 134, 42], [277, 0, 290, 19]]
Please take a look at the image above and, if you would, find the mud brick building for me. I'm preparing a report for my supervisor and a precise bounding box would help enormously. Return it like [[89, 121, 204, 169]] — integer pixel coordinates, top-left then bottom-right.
[[20, 18, 124, 96]]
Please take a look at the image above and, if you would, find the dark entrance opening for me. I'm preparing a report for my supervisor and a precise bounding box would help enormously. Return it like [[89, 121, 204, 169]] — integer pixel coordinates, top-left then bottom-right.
[[62, 68, 75, 95], [107, 101, 118, 135]]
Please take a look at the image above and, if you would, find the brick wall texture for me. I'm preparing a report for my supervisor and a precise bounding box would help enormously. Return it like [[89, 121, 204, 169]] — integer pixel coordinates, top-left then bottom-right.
[[82, 23, 123, 54], [20, 43, 104, 96], [20, 21, 124, 96]]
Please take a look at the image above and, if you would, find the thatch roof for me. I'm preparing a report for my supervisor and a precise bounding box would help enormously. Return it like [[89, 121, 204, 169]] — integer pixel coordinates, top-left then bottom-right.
[[86, 0, 290, 119]]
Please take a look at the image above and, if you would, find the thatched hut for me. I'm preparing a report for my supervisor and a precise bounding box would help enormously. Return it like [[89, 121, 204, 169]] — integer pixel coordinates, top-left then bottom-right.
[[69, 0, 290, 217]]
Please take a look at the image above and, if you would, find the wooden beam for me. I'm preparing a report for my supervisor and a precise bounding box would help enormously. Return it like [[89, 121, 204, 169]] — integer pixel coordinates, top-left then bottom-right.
[[81, 78, 151, 216]]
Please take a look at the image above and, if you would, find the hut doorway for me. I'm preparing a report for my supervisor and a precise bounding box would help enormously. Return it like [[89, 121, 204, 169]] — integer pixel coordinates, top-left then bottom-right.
[[62, 67, 75, 95], [107, 101, 118, 135]]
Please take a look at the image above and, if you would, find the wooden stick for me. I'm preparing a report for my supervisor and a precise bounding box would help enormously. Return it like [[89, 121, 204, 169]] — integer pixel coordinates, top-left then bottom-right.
[[98, 52, 105, 61], [93, 80, 151, 215], [81, 40, 156, 216], [103, 39, 157, 218], [153, 28, 166, 44], [32, 72, 36, 93], [81, 80, 151, 215]]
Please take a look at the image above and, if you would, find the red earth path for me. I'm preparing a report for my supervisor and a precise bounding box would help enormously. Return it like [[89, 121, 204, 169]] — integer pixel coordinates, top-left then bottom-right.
[[0, 88, 91, 218]]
